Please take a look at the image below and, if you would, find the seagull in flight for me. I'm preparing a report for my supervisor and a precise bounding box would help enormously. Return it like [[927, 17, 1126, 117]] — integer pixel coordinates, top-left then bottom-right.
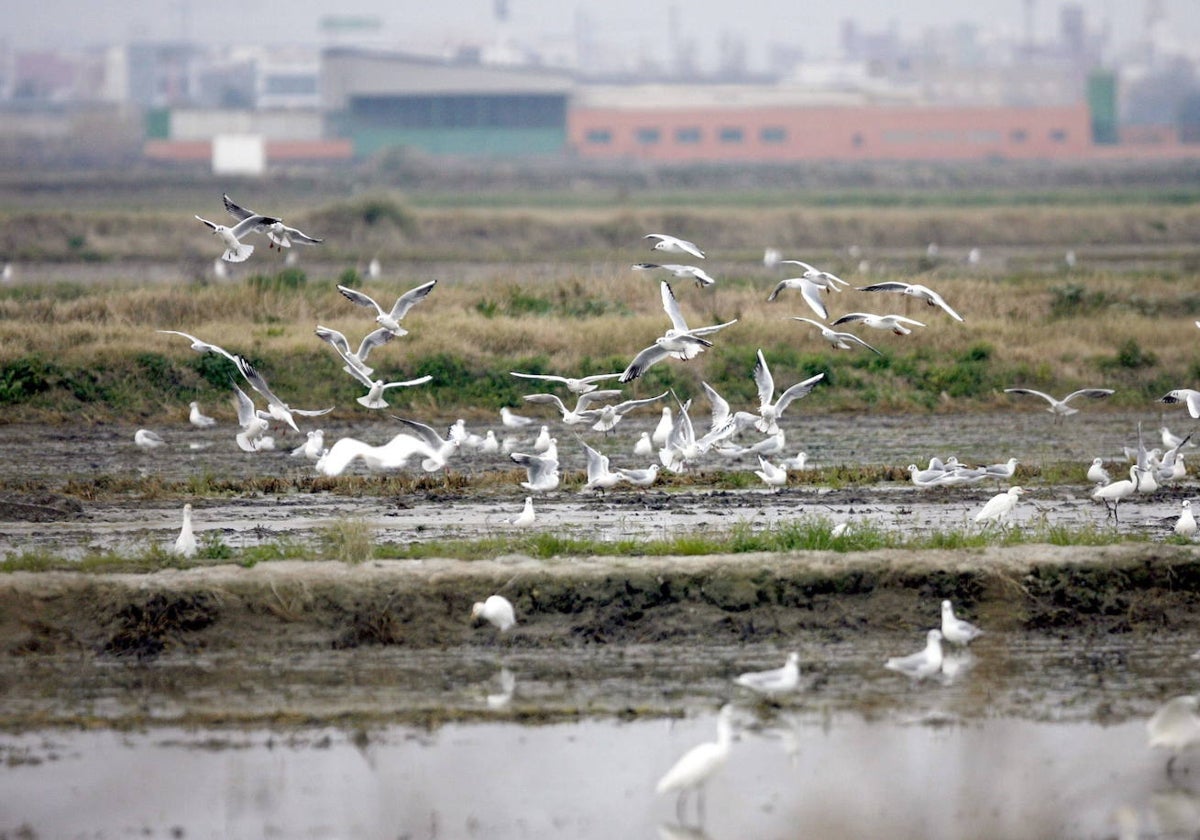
[[752, 349, 825, 434], [632, 263, 716, 287], [234, 355, 333, 432], [315, 324, 396, 378], [223, 193, 323, 250], [337, 279, 437, 336], [523, 389, 622, 425], [857, 281, 965, 322], [156, 330, 239, 363], [644, 233, 704, 260], [791, 317, 882, 355], [619, 281, 737, 383], [231, 381, 273, 452], [767, 276, 834, 319], [509, 371, 623, 395], [1004, 387, 1114, 422], [342, 364, 432, 409], [194, 213, 277, 263], [831, 312, 926, 335], [1161, 389, 1200, 419]]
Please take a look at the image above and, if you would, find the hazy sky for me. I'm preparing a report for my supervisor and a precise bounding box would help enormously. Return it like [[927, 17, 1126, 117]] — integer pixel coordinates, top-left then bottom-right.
[[8, 0, 1200, 66]]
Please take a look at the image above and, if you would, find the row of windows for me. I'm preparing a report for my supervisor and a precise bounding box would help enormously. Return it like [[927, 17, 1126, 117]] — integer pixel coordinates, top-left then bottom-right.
[[584, 125, 1070, 146], [585, 126, 789, 146], [351, 94, 566, 129]]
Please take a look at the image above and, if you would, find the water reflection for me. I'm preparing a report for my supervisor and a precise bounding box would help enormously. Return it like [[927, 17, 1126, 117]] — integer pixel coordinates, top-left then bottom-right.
[[3, 713, 1190, 839]]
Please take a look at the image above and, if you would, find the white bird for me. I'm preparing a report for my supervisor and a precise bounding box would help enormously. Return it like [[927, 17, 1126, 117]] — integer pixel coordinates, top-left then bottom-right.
[[194, 212, 276, 263], [754, 456, 788, 491], [645, 233, 705, 260], [1, 262, 12, 282], [511, 496, 536, 527], [734, 652, 800, 696], [523, 389, 621, 425], [471, 595, 516, 631], [479, 431, 500, 454], [857, 281, 964, 322], [582, 441, 626, 492], [314, 433, 436, 476], [1163, 426, 1197, 451], [315, 324, 396, 378], [907, 463, 946, 488], [752, 349, 824, 434], [342, 363, 433, 409], [767, 276, 833, 319], [652, 406, 674, 446], [884, 629, 944, 681], [367, 257, 381, 279], [974, 486, 1027, 526], [211, 258, 227, 279], [500, 406, 535, 428], [656, 705, 734, 818], [1147, 695, 1200, 774], [1004, 387, 1115, 422], [511, 450, 560, 492], [634, 432, 654, 457], [780, 451, 808, 470], [486, 667, 517, 710], [235, 355, 333, 433], [533, 425, 553, 453], [619, 281, 737, 383], [222, 193, 323, 250], [290, 429, 326, 460], [1087, 457, 1111, 486], [389, 417, 462, 472], [134, 428, 165, 449], [510, 371, 623, 394], [940, 600, 983, 645], [188, 401, 216, 428], [156, 329, 239, 363], [779, 259, 850, 288], [1176, 501, 1197, 538], [632, 262, 716, 287], [337, 279, 437, 337], [791, 317, 882, 355], [590, 392, 669, 434], [1161, 389, 1200, 419], [231, 382, 272, 453], [173, 503, 197, 558], [1092, 465, 1144, 523], [616, 464, 660, 489], [831, 312, 926, 336], [984, 457, 1019, 481]]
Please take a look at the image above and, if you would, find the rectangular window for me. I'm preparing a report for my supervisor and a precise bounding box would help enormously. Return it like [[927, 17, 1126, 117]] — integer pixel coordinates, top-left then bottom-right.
[[585, 129, 612, 144], [675, 127, 701, 144], [635, 127, 661, 144], [760, 126, 787, 143], [1049, 129, 1068, 142], [718, 127, 744, 143], [1010, 128, 1028, 143]]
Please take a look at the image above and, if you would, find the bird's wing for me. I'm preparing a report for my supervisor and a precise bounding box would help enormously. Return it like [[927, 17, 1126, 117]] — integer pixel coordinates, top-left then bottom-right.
[[773, 373, 825, 416], [780, 259, 817, 272], [614, 390, 670, 416], [523, 393, 569, 414], [631, 262, 662, 271], [388, 279, 438, 321], [231, 382, 257, 427], [766, 278, 797, 302], [752, 350, 776, 410], [701, 382, 731, 430], [677, 239, 704, 259], [281, 224, 323, 245], [830, 313, 870, 326], [575, 389, 623, 410], [292, 406, 334, 417], [511, 372, 563, 384], [857, 282, 910, 293], [314, 325, 351, 354], [1004, 388, 1056, 405], [356, 327, 397, 361], [790, 317, 824, 331], [926, 290, 965, 322], [891, 316, 926, 327], [337, 285, 385, 316], [390, 417, 446, 447], [660, 281, 689, 332], [341, 361, 375, 388], [620, 343, 671, 383], [235, 356, 286, 410], [798, 279, 829, 320], [1062, 388, 1115, 403], [840, 331, 883, 355], [156, 329, 238, 361], [230, 214, 278, 239], [688, 318, 738, 338], [580, 373, 623, 385], [381, 375, 433, 390], [582, 441, 606, 481], [194, 215, 218, 231], [222, 193, 256, 222]]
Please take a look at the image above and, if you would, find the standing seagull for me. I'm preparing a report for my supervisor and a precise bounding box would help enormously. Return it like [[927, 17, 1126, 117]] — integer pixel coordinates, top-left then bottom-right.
[[884, 629, 944, 682], [510, 496, 536, 527], [222, 193, 323, 250], [194, 213, 277, 263], [188, 401, 217, 428], [1176, 500, 1197, 538], [1004, 387, 1114, 422], [656, 705, 734, 820], [1147, 695, 1200, 775], [754, 456, 788, 491], [857, 281, 965, 322], [644, 233, 705, 260], [336, 279, 437, 336], [510, 450, 560, 492], [173, 503, 197, 558], [940, 600, 983, 645], [734, 652, 800, 696], [974, 486, 1027, 527]]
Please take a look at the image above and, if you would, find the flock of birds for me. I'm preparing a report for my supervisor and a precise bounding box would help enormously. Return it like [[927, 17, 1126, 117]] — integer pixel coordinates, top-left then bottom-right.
[[136, 199, 1200, 819]]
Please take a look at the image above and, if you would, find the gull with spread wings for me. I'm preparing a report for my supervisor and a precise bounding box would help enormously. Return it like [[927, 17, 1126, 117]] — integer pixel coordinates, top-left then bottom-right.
[[856, 281, 964, 322], [223, 193, 323, 250], [337, 279, 437, 336], [619, 281, 737, 383]]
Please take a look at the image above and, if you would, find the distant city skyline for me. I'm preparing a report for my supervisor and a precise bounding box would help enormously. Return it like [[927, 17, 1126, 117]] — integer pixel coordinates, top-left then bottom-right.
[[6, 0, 1200, 70]]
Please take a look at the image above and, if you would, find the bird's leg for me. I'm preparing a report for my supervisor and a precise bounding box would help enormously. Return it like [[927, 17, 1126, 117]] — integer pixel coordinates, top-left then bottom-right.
[[1167, 754, 1178, 778], [696, 784, 707, 824]]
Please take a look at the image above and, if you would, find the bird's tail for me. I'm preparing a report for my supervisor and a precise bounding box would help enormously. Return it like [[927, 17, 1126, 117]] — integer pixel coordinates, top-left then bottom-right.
[[224, 243, 254, 263]]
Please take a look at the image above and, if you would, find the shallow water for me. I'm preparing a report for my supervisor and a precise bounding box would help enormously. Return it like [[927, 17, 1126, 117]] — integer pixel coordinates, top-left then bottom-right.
[[3, 711, 1196, 839]]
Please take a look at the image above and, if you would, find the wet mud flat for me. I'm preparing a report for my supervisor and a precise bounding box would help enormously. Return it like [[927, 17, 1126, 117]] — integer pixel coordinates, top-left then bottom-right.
[[2, 543, 1200, 732]]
